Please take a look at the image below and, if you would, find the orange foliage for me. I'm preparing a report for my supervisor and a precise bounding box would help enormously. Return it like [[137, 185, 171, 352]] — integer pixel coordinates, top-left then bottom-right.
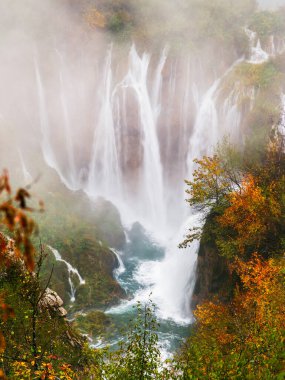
[[218, 174, 281, 256], [233, 255, 285, 326], [0, 170, 40, 271], [85, 8, 106, 29], [190, 255, 285, 377], [0, 170, 39, 376], [196, 255, 285, 340]]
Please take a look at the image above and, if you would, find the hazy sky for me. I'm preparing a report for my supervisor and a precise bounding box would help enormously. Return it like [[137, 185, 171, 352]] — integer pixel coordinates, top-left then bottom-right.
[[259, 0, 285, 8]]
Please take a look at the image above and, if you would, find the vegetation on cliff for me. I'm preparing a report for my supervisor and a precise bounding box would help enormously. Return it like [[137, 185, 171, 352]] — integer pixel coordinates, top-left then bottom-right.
[[31, 170, 126, 312], [82, 0, 256, 54], [179, 132, 285, 378]]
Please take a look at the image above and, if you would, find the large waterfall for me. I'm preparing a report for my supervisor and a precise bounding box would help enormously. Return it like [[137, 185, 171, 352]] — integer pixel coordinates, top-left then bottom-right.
[[32, 44, 246, 325]]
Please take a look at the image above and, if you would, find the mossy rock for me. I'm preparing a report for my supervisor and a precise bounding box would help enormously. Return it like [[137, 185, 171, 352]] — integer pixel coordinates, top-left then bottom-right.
[[72, 310, 112, 339], [31, 167, 126, 311], [91, 197, 126, 250]]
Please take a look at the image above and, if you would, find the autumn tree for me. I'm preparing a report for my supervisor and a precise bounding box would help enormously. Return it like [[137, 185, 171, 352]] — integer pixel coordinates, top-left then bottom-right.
[[177, 256, 285, 379], [185, 155, 235, 212], [184, 134, 285, 259], [0, 172, 99, 379], [180, 133, 285, 378]]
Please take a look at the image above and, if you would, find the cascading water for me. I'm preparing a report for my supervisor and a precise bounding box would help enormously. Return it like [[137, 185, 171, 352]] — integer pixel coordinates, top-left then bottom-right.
[[48, 246, 85, 303], [245, 28, 269, 64], [32, 39, 265, 353], [18, 149, 33, 185], [35, 58, 73, 190], [279, 93, 285, 136], [87, 47, 122, 201], [57, 51, 77, 189], [117, 46, 166, 231], [34, 45, 245, 323]]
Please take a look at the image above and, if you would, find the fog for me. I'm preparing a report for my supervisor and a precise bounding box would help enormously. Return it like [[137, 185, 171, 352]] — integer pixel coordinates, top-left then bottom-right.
[[259, 0, 285, 9], [0, 0, 254, 174], [0, 0, 282, 234]]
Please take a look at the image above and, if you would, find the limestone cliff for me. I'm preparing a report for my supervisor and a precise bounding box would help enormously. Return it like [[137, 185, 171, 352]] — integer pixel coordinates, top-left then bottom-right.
[[191, 238, 232, 309]]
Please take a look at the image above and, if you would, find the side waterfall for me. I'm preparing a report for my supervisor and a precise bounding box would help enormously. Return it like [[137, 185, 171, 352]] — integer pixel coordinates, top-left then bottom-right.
[[48, 246, 85, 303]]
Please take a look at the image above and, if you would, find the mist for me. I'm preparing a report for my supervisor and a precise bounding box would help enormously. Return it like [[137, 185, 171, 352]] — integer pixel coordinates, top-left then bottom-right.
[[0, 0, 282, 232]]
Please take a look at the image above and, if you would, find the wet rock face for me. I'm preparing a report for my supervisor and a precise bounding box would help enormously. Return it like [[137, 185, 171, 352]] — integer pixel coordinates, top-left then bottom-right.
[[92, 197, 126, 250], [191, 241, 232, 309]]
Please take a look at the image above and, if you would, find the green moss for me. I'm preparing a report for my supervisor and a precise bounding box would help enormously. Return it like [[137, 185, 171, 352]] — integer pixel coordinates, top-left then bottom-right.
[[73, 310, 111, 338], [87, 0, 256, 55], [249, 10, 285, 38], [234, 61, 281, 89], [0, 259, 86, 375], [30, 169, 125, 312]]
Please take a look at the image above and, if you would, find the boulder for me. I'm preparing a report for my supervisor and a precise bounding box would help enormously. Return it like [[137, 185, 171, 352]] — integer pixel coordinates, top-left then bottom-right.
[[39, 288, 67, 317]]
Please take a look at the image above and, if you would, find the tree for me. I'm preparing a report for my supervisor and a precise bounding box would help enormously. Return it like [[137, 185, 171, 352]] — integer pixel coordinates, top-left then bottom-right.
[[185, 155, 234, 212], [0, 171, 41, 378], [104, 300, 162, 380], [177, 255, 285, 379], [0, 172, 97, 379]]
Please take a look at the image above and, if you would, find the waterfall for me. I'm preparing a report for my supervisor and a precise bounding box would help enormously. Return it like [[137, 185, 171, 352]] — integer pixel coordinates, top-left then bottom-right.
[[48, 246, 85, 303], [87, 47, 122, 201], [57, 51, 77, 189], [136, 213, 202, 323], [118, 45, 166, 231], [245, 28, 269, 64], [154, 59, 244, 321], [187, 58, 244, 178], [279, 93, 285, 137], [35, 58, 72, 189], [18, 149, 33, 185], [34, 45, 246, 322], [35, 59, 56, 170], [112, 249, 126, 279]]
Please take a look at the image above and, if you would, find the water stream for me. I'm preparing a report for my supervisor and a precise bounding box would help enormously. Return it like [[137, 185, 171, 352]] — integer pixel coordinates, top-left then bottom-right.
[[48, 246, 85, 303]]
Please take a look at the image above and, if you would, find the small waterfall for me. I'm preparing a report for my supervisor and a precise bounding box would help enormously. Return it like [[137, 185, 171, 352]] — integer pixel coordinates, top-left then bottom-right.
[[48, 246, 85, 303], [268, 35, 276, 56], [112, 249, 126, 279], [35, 58, 71, 189], [18, 150, 33, 185], [245, 28, 269, 64], [278, 93, 285, 137]]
